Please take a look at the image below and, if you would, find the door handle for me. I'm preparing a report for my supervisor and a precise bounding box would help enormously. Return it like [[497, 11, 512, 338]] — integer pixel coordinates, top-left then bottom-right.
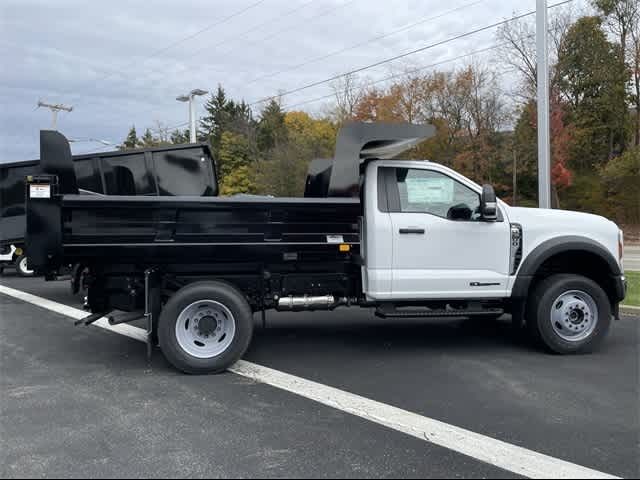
[[399, 228, 425, 234]]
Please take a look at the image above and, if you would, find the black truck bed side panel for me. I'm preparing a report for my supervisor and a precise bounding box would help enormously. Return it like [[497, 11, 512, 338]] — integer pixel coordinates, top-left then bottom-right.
[[30, 191, 361, 272]]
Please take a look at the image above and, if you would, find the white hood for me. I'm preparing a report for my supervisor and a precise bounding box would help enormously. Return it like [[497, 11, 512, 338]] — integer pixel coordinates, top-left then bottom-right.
[[503, 206, 621, 268]]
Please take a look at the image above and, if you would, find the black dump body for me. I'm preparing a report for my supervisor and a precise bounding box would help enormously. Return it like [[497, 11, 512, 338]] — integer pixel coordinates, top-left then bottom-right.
[[28, 176, 361, 312], [27, 124, 433, 313], [1, 139, 216, 248]]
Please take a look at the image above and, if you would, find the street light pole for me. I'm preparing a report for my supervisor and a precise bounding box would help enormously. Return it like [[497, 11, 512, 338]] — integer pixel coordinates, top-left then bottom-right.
[[536, 0, 551, 209], [176, 89, 208, 143]]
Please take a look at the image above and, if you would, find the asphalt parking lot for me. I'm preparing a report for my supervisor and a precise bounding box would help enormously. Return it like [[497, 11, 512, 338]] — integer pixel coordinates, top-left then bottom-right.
[[1, 273, 638, 478]]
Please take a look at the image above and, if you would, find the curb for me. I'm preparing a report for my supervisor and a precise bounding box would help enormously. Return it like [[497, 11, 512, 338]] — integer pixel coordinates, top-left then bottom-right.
[[621, 305, 640, 316]]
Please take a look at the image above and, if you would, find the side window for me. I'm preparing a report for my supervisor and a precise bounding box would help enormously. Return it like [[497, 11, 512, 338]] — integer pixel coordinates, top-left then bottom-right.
[[394, 168, 481, 221]]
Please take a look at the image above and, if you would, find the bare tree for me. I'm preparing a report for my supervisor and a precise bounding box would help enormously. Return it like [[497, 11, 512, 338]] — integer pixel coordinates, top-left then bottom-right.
[[496, 8, 576, 101], [329, 73, 365, 124], [496, 19, 538, 100], [153, 120, 171, 145]]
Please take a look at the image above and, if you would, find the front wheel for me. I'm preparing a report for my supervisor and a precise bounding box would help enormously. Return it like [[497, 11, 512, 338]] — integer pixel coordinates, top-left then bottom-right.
[[158, 281, 254, 374], [15, 255, 34, 277], [527, 274, 611, 354]]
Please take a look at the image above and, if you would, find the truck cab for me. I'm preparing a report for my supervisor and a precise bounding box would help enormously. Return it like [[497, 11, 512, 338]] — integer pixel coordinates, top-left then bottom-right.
[[362, 158, 625, 301], [361, 157, 625, 353]]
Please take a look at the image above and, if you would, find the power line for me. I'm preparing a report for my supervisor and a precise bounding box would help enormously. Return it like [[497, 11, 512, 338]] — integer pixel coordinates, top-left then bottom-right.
[[248, 0, 574, 107], [159, 39, 525, 130], [121, 0, 317, 99], [283, 36, 544, 112], [283, 44, 509, 110], [201, 0, 358, 71], [132, 0, 358, 124], [245, 0, 484, 86], [153, 0, 571, 132], [73, 0, 267, 102]]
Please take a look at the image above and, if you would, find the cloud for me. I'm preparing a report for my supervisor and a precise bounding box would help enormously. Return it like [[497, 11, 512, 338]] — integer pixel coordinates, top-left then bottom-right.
[[0, 0, 555, 161]]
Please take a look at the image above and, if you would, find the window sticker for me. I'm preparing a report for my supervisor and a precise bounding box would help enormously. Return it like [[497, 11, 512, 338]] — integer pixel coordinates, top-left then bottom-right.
[[406, 176, 453, 204]]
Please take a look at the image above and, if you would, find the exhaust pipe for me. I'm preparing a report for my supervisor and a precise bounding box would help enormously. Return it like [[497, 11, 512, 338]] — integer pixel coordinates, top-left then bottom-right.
[[277, 295, 345, 311]]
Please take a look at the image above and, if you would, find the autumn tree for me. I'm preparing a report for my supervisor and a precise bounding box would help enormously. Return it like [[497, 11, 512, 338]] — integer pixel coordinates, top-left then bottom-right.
[[284, 111, 336, 158], [218, 131, 256, 196], [255, 111, 336, 197]]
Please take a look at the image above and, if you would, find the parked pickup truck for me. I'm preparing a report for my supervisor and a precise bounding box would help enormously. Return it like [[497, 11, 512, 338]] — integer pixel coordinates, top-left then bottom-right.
[[1, 140, 216, 276], [25, 124, 627, 374]]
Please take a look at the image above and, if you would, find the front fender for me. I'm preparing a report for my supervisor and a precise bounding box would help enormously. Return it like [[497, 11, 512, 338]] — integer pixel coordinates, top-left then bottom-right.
[[511, 236, 621, 300]]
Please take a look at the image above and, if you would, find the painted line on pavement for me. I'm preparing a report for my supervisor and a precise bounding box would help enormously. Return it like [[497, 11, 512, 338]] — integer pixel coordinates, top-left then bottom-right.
[[0, 284, 146, 342], [0, 283, 619, 479]]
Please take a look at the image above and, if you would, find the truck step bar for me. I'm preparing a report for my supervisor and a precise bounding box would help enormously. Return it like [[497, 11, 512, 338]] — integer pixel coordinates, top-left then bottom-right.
[[375, 305, 504, 319]]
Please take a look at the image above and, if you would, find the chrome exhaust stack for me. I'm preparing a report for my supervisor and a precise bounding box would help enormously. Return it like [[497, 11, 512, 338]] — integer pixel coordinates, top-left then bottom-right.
[[276, 295, 346, 311]]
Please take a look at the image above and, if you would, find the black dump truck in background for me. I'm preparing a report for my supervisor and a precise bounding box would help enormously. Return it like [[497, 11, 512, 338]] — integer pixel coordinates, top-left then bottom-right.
[[0, 141, 216, 276]]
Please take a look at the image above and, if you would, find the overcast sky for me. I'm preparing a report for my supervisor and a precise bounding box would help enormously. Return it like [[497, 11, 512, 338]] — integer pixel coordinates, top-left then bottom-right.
[[0, 0, 585, 162]]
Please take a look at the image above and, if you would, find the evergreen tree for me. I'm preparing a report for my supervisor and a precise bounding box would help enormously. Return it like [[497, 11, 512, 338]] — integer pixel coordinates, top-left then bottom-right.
[[121, 125, 138, 150], [139, 128, 157, 148], [257, 99, 287, 152], [200, 85, 229, 156], [170, 129, 190, 145]]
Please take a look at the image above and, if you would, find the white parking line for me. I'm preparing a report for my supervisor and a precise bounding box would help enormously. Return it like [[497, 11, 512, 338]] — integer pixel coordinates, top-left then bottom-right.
[[0, 284, 619, 480], [0, 284, 146, 342]]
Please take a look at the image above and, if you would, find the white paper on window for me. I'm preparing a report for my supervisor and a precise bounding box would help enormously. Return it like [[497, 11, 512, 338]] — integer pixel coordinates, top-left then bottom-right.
[[405, 176, 454, 204]]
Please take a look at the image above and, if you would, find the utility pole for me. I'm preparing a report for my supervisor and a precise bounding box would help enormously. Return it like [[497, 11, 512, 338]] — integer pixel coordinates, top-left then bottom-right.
[[176, 89, 208, 143], [536, 0, 551, 209], [512, 149, 518, 207], [37, 100, 73, 130]]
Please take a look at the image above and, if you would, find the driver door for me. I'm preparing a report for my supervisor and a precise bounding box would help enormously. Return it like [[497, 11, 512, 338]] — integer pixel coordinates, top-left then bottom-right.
[[386, 166, 510, 299]]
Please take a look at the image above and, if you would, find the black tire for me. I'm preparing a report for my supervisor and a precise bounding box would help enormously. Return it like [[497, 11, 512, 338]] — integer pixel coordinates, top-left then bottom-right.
[[526, 274, 611, 354], [14, 255, 34, 277], [158, 281, 254, 374]]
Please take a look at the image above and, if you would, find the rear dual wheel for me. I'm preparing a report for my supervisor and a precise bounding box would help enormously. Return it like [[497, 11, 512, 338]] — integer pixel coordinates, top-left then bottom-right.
[[158, 281, 254, 374]]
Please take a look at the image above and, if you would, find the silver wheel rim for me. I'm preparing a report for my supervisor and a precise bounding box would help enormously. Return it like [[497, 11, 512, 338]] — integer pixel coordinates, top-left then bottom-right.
[[19, 257, 33, 274], [175, 300, 236, 358], [550, 290, 598, 342]]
